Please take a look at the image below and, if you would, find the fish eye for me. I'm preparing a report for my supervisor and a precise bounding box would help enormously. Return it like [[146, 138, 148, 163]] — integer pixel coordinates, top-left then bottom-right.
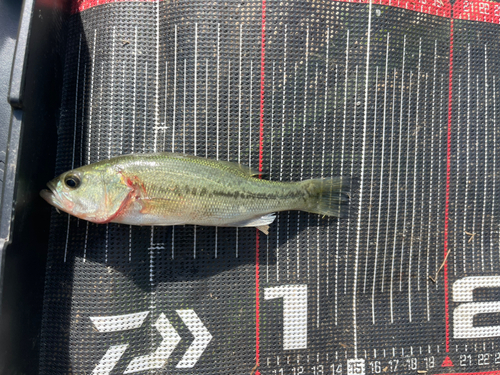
[[64, 174, 81, 189]]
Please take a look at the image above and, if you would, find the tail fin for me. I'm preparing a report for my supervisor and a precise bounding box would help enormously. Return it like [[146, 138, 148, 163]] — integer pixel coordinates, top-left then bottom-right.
[[300, 177, 351, 218]]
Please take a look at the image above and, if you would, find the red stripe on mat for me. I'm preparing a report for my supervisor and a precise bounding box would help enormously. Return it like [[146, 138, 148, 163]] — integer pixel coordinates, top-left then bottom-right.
[[71, 0, 156, 14], [444, 17, 453, 354], [436, 371, 500, 375], [453, 0, 500, 24], [70, 0, 451, 18], [444, 18, 453, 353], [72, 0, 500, 26], [255, 0, 266, 374]]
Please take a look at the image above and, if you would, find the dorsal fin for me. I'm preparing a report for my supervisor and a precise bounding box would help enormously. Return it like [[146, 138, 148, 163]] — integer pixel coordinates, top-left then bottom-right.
[[156, 151, 263, 178]]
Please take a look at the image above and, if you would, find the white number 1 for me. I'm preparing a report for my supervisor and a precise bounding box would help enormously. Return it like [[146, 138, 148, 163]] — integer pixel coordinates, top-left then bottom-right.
[[264, 285, 308, 350]]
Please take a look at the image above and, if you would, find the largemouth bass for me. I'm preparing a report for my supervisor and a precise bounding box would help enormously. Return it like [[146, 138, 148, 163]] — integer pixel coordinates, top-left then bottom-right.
[[40, 152, 350, 234]]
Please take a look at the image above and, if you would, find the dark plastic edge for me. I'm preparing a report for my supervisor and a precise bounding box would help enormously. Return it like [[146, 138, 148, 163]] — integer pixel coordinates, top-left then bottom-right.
[[7, 0, 35, 109], [0, 109, 22, 298]]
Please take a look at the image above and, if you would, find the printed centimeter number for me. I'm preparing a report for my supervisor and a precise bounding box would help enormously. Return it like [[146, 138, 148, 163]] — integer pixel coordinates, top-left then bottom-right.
[[272, 364, 342, 375], [460, 353, 500, 367], [266, 276, 500, 354], [453, 276, 500, 339]]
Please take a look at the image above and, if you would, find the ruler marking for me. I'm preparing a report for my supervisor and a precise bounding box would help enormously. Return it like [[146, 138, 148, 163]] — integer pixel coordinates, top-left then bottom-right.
[[280, 25, 287, 278], [492, 78, 497, 270], [390, 36, 406, 323], [400, 70, 413, 293], [353, 1, 373, 356], [363, 66, 379, 294], [409, 39, 422, 311], [132, 27, 137, 153], [336, 30, 350, 324], [322, 28, 330, 299], [372, 32, 390, 324], [381, 68, 397, 296], [464, 43, 471, 274], [454, 74, 462, 276], [172, 25, 177, 153]]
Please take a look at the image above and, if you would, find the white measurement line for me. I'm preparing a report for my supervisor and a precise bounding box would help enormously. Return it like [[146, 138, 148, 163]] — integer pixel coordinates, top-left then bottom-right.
[[162, 61, 168, 152], [293, 61, 298, 280], [228, 60, 231, 159], [311, 64, 320, 325], [336, 30, 350, 323], [280, 25, 288, 276], [400, 70, 412, 293], [381, 68, 397, 295], [169, 26, 178, 255], [144, 62, 148, 152], [206, 59, 209, 158], [98, 62, 103, 161], [105, 223, 109, 264], [149, 228, 156, 314], [238, 24, 242, 164], [464, 44, 471, 273], [214, 24, 221, 259], [129, 225, 132, 262], [132, 27, 137, 153], [409, 40, 421, 310], [105, 29, 116, 266], [425, 41, 438, 321], [83, 221, 89, 263], [88, 30, 96, 165], [249, 60, 253, 168], [215, 226, 218, 258], [417, 73, 429, 292], [193, 25, 198, 259], [311, 64, 320, 289], [472, 74, 479, 271], [183, 59, 187, 153], [353, 1, 372, 355], [322, 28, 331, 297], [363, 66, 379, 294], [436, 74, 444, 287], [65, 34, 83, 263], [492, 78, 497, 270], [154, 1, 159, 154], [344, 65, 359, 296], [270, 61, 276, 282], [454, 74, 461, 275], [171, 226, 175, 260], [483, 45, 491, 271], [172, 25, 177, 153], [321, 29, 330, 179], [72, 34, 82, 169], [80, 64, 87, 169], [236, 27, 242, 259], [216, 23, 220, 160], [120, 61, 125, 154], [300, 26, 310, 183], [299, 27, 310, 282], [372, 32, 390, 324], [390, 36, 406, 323], [419, 70, 436, 321]]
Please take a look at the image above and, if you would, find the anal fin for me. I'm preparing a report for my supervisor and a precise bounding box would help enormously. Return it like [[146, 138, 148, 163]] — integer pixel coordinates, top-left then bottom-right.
[[257, 225, 270, 235], [227, 213, 276, 235]]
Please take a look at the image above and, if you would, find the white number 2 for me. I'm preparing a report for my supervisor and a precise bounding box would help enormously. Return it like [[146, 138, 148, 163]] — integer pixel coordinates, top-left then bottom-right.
[[453, 276, 500, 339]]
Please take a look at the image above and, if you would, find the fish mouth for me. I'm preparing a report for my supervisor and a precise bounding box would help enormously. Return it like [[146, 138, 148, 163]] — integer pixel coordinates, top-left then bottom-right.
[[40, 181, 64, 211]]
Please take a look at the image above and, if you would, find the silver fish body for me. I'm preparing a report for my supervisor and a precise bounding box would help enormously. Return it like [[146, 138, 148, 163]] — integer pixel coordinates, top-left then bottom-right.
[[41, 152, 350, 233]]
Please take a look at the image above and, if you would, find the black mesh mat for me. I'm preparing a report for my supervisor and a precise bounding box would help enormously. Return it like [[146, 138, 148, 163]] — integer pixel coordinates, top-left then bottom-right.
[[39, 0, 500, 374]]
